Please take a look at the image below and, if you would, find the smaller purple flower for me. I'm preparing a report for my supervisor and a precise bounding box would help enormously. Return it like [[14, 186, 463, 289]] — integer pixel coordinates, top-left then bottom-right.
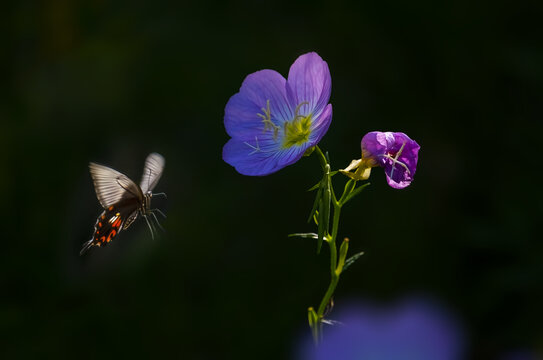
[[361, 131, 420, 189], [222, 52, 332, 176]]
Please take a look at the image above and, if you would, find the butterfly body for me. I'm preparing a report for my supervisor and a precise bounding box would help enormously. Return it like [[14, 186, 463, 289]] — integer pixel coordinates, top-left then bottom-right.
[[81, 153, 165, 255]]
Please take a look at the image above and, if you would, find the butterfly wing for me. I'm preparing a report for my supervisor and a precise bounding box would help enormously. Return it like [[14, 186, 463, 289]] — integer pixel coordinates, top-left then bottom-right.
[[89, 162, 143, 209], [139, 153, 165, 194], [80, 198, 141, 255]]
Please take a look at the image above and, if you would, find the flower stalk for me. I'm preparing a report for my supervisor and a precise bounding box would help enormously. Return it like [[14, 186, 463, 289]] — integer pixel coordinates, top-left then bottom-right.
[[308, 146, 362, 344]]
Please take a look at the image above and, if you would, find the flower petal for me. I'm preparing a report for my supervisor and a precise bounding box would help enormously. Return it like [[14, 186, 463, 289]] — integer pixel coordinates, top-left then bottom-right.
[[308, 104, 332, 145], [223, 137, 287, 176], [224, 69, 295, 139], [361, 131, 395, 166], [384, 133, 420, 189], [287, 52, 331, 118]]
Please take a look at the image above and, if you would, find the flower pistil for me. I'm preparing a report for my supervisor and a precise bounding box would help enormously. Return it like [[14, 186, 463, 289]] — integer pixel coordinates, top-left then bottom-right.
[[383, 141, 410, 179], [282, 102, 312, 149]]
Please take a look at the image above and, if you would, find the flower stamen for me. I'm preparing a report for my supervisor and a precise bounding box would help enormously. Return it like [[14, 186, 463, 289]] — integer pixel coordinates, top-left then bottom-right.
[[383, 141, 410, 178], [293, 101, 310, 120], [282, 101, 312, 149], [257, 100, 280, 141], [244, 136, 261, 154]]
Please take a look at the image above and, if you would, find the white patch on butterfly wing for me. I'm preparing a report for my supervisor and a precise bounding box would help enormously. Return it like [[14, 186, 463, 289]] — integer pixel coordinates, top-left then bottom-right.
[[89, 163, 143, 209], [139, 152, 165, 194]]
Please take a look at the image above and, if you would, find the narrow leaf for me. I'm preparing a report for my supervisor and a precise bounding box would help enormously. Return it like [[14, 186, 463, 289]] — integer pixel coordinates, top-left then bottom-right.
[[307, 185, 323, 223], [322, 188, 331, 246], [342, 183, 371, 205], [342, 179, 356, 199], [307, 182, 321, 192], [343, 251, 365, 272], [317, 197, 325, 253], [288, 233, 318, 239], [317, 164, 332, 254], [308, 307, 319, 345], [322, 165, 332, 244]]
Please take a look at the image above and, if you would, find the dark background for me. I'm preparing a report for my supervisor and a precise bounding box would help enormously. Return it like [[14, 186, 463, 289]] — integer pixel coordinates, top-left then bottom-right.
[[2, 0, 542, 358]]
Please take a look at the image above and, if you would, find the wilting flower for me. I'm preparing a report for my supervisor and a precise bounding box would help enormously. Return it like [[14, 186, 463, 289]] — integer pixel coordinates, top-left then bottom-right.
[[298, 297, 465, 360], [223, 52, 332, 176], [341, 131, 420, 189]]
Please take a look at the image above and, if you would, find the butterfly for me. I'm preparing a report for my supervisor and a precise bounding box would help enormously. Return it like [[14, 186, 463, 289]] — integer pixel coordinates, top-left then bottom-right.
[[80, 153, 166, 255]]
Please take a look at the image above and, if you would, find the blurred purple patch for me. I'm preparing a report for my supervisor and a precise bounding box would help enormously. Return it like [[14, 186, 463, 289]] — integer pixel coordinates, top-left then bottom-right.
[[501, 350, 542, 360], [299, 297, 465, 360], [361, 131, 420, 189]]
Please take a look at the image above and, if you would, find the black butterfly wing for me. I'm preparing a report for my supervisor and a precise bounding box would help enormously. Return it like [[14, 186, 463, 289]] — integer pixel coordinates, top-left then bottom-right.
[[80, 197, 141, 255], [81, 162, 144, 255]]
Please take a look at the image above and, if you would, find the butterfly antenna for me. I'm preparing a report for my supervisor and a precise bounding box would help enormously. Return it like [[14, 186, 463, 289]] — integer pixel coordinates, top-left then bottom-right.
[[151, 208, 167, 219], [80, 239, 93, 256], [149, 212, 166, 232], [143, 215, 156, 240]]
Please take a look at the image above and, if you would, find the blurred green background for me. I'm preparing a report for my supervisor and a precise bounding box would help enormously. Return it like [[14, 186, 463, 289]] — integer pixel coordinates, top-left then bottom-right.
[[2, 0, 542, 358]]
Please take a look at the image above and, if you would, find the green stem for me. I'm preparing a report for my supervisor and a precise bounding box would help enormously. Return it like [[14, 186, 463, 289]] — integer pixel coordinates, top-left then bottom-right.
[[308, 146, 357, 344], [316, 202, 341, 317]]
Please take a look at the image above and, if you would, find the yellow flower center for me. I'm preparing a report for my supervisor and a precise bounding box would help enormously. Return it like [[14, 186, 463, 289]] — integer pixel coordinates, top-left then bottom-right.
[[256, 100, 313, 149], [282, 102, 312, 149]]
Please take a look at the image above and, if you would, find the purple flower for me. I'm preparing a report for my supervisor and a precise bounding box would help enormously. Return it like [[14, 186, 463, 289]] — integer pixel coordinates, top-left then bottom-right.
[[361, 131, 420, 189], [298, 297, 465, 360], [223, 52, 332, 176]]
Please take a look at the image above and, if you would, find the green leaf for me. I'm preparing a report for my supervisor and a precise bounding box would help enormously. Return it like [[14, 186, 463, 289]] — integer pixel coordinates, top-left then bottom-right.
[[288, 233, 318, 239], [318, 165, 332, 254], [308, 172, 337, 192], [343, 251, 365, 272], [307, 185, 323, 223], [341, 183, 371, 206], [317, 197, 325, 253], [321, 189, 331, 248], [307, 181, 321, 192], [307, 307, 319, 344], [342, 179, 356, 199]]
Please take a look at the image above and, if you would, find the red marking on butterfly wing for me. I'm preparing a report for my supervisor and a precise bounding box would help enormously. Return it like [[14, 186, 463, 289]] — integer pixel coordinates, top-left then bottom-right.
[[90, 208, 126, 247]]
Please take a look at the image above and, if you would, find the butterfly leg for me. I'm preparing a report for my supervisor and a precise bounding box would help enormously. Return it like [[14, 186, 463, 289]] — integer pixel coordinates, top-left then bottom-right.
[[149, 212, 166, 232], [152, 192, 167, 199], [151, 208, 167, 219], [143, 215, 156, 240]]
